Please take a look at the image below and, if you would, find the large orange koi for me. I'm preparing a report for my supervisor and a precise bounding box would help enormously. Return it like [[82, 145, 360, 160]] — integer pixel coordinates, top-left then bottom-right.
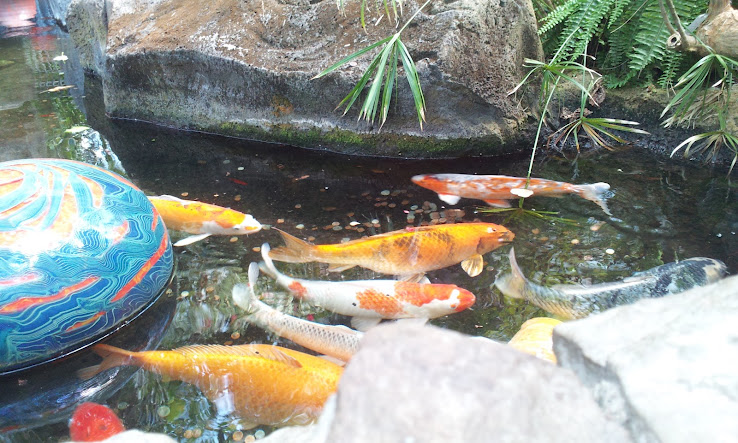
[[79, 343, 342, 429], [268, 222, 514, 278], [412, 173, 612, 215], [148, 195, 261, 246]]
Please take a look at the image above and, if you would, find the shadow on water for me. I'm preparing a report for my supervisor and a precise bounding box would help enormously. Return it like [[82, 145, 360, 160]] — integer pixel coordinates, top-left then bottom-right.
[[2, 9, 738, 442]]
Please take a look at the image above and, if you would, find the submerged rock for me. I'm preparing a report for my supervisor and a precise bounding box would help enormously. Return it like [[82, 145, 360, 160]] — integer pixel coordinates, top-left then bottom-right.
[[263, 321, 631, 442], [64, 0, 542, 157], [554, 275, 738, 443]]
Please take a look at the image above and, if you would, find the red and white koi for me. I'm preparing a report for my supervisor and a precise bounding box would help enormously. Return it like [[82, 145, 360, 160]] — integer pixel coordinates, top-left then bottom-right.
[[411, 173, 612, 215], [258, 243, 476, 331], [148, 195, 261, 246], [233, 262, 362, 362]]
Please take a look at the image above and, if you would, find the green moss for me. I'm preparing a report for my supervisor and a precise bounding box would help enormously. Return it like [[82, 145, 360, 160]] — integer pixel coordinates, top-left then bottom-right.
[[214, 120, 517, 157]]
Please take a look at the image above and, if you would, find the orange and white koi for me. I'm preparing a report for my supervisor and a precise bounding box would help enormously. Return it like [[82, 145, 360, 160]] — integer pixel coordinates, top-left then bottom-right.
[[79, 342, 342, 429], [148, 195, 261, 246], [259, 243, 475, 331], [268, 222, 514, 278], [411, 173, 612, 215], [233, 262, 362, 362]]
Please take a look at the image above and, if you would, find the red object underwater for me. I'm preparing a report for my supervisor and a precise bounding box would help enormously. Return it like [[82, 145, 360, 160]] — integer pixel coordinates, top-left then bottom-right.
[[68, 402, 125, 442]]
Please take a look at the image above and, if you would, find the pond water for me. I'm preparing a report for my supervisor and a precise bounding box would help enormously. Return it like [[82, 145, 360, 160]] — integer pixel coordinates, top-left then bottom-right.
[[1, 9, 737, 443]]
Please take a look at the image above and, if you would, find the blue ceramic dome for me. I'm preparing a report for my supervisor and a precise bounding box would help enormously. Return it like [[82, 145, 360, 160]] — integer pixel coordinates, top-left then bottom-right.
[[0, 159, 173, 374]]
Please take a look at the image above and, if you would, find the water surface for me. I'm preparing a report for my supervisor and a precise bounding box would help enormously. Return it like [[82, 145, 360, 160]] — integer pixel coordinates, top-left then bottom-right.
[[1, 13, 736, 442]]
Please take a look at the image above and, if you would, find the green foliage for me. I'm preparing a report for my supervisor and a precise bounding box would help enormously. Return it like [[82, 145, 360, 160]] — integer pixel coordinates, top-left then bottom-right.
[[662, 53, 738, 127], [315, 0, 428, 129], [539, 0, 708, 88], [664, 53, 738, 172]]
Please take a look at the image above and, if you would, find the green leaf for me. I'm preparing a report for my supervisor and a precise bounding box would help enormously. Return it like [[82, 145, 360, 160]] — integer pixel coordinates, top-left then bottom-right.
[[313, 35, 394, 80]]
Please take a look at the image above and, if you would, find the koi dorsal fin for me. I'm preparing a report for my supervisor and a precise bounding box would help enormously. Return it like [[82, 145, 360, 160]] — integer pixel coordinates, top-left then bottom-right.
[[173, 345, 303, 368]]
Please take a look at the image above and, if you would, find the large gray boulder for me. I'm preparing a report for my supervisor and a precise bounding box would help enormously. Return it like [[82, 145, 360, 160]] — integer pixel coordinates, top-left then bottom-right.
[[554, 275, 738, 443], [64, 0, 542, 157], [264, 322, 631, 443]]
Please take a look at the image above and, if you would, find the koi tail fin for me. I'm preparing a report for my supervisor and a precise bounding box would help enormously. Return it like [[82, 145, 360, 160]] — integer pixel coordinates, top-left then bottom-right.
[[268, 229, 316, 263], [77, 344, 135, 380], [257, 243, 280, 280], [576, 182, 612, 216], [232, 262, 264, 316], [494, 248, 529, 300]]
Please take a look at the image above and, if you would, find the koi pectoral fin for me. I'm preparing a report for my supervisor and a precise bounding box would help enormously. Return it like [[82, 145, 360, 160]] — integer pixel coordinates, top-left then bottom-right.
[[328, 263, 357, 273], [438, 194, 461, 205], [461, 254, 484, 277], [173, 233, 211, 246], [483, 199, 512, 208], [398, 273, 428, 283], [351, 317, 382, 331]]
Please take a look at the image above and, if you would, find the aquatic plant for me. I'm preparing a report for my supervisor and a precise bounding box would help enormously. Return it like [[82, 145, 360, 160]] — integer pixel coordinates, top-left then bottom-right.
[[313, 0, 429, 130]]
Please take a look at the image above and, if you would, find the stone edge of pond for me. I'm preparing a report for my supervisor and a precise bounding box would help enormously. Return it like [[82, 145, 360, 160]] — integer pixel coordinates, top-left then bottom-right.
[[259, 275, 738, 443]]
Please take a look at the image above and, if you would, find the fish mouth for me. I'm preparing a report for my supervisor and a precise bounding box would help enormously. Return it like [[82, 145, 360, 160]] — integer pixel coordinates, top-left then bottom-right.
[[498, 231, 515, 243], [410, 175, 426, 184], [455, 290, 476, 311]]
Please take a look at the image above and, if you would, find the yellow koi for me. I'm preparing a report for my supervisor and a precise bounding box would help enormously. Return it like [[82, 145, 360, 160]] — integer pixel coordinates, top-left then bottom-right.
[[268, 222, 514, 278], [148, 195, 261, 246], [79, 343, 342, 429]]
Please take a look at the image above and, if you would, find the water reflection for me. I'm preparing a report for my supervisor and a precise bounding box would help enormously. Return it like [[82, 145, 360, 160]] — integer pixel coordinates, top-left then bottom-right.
[[0, 0, 36, 31]]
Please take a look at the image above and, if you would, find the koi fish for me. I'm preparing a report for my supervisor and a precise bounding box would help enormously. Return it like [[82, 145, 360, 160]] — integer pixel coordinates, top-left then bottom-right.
[[412, 173, 612, 215], [68, 402, 125, 442], [233, 262, 362, 362], [494, 248, 727, 319], [148, 195, 261, 246], [268, 222, 514, 278], [507, 317, 562, 364], [259, 243, 475, 331], [78, 343, 342, 429]]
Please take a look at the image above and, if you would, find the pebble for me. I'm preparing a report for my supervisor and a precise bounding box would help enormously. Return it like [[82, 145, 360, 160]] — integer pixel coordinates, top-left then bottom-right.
[[184, 429, 193, 439], [231, 332, 241, 340], [606, 248, 615, 254], [181, 192, 189, 197], [237, 167, 244, 171], [157, 405, 170, 418], [229, 237, 238, 242], [295, 204, 302, 209], [180, 291, 190, 298], [252, 246, 261, 252], [254, 430, 265, 439], [234, 195, 241, 201], [296, 224, 305, 229], [570, 239, 580, 245], [232, 431, 244, 441], [380, 190, 390, 196]]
